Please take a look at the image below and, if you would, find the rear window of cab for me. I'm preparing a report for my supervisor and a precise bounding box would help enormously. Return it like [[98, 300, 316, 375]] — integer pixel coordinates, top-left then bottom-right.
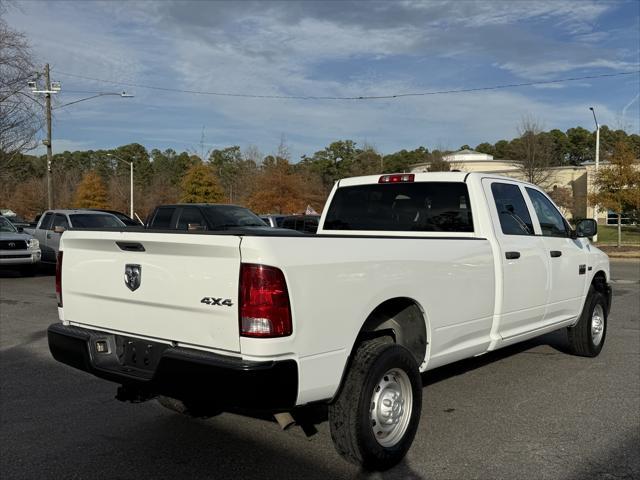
[[323, 182, 473, 232]]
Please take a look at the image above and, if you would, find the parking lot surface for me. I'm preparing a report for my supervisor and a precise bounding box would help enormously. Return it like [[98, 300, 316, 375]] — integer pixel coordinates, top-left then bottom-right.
[[1, 260, 638, 479]]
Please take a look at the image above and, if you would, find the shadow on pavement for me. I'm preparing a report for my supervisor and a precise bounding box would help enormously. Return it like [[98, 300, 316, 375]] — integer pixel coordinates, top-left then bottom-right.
[[422, 329, 568, 387], [0, 263, 55, 278]]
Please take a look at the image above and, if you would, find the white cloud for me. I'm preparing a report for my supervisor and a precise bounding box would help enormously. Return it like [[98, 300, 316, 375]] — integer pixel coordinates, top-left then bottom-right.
[[6, 0, 638, 157]]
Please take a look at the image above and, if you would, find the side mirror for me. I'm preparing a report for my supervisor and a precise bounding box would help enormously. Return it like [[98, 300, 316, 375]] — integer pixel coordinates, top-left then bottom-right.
[[575, 218, 597, 238], [17, 226, 24, 233], [54, 226, 66, 234]]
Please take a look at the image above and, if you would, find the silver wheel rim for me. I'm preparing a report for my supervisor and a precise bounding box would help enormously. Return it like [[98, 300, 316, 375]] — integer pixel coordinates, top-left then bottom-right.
[[591, 304, 605, 346], [370, 368, 413, 448]]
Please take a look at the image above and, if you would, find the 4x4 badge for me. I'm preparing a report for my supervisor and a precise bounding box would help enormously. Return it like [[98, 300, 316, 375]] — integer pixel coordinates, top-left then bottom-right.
[[124, 264, 142, 291]]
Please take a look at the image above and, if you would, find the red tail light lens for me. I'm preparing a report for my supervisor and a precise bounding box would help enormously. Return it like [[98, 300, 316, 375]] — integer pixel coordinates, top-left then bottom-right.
[[55, 251, 63, 307], [239, 263, 292, 338], [379, 174, 415, 183]]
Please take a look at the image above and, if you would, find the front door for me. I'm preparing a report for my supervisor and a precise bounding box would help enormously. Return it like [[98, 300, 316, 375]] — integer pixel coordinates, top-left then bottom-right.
[[525, 187, 587, 323]]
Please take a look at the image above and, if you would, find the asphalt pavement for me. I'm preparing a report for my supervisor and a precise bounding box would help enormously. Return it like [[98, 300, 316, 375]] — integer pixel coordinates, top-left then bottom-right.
[[1, 260, 638, 479]]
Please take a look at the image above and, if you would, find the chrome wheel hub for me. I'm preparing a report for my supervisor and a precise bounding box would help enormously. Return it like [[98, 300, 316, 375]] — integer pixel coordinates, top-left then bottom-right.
[[370, 368, 413, 447], [591, 304, 605, 345]]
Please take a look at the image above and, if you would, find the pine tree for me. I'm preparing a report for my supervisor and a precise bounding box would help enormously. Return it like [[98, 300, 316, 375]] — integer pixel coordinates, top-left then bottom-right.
[[73, 171, 109, 208], [180, 163, 225, 203]]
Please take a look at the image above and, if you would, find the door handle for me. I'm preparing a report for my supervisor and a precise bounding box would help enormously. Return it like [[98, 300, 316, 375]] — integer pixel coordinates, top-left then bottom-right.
[[550, 250, 562, 258], [505, 251, 520, 259]]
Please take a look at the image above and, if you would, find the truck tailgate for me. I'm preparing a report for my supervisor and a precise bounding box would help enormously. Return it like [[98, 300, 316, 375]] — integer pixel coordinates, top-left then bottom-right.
[[60, 231, 241, 353]]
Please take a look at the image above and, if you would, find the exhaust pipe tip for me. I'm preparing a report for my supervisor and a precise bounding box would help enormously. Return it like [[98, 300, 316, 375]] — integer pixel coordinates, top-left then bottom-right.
[[273, 412, 296, 430]]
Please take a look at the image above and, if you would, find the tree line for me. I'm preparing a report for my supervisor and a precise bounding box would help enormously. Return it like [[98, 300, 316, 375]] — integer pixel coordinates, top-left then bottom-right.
[[1, 124, 639, 221]]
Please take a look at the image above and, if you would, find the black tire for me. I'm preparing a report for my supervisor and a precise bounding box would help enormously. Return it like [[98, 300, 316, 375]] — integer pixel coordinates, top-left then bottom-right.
[[567, 286, 607, 357], [329, 338, 422, 471], [157, 396, 221, 418]]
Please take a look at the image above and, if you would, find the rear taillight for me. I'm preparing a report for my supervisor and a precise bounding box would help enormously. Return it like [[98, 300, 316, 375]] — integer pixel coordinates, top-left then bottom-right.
[[239, 263, 292, 338], [379, 174, 414, 183], [55, 251, 63, 307]]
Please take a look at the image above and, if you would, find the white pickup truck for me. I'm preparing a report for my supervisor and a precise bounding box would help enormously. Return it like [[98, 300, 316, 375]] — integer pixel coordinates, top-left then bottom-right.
[[48, 172, 611, 470]]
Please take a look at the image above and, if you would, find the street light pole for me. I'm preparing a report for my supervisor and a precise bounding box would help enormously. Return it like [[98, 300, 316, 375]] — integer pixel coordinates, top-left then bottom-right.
[[107, 154, 134, 219], [130, 160, 134, 219], [589, 107, 600, 242], [29, 66, 133, 210]]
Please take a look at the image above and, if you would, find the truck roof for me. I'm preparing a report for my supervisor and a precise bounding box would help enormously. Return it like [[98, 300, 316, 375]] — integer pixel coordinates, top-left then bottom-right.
[[337, 171, 531, 187]]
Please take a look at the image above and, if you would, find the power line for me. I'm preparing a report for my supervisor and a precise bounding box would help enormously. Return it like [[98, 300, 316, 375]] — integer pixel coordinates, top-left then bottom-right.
[[54, 70, 640, 101]]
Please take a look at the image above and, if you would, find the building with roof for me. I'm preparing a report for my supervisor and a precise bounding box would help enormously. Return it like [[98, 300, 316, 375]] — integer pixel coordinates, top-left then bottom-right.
[[409, 148, 605, 222]]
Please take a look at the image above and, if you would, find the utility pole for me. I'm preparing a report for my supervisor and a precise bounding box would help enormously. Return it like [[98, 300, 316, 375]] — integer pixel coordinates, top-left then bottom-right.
[[29, 64, 60, 210], [29, 69, 133, 210], [44, 64, 53, 209]]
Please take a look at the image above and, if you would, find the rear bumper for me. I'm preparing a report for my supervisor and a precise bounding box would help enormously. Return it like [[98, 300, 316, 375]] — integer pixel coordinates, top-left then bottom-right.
[[48, 323, 298, 410]]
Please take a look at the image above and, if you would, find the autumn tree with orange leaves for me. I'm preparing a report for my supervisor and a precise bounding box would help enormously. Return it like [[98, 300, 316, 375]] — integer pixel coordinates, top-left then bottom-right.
[[180, 163, 225, 203], [73, 171, 109, 208], [589, 141, 640, 247], [247, 155, 308, 214]]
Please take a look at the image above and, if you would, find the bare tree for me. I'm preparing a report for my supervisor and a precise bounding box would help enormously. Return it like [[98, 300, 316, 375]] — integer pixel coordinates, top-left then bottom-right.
[[512, 116, 552, 186], [0, 8, 42, 166]]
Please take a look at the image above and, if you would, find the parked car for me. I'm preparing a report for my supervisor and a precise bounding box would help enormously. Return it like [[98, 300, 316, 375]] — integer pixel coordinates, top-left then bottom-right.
[[146, 204, 269, 231], [48, 172, 610, 471], [1, 209, 34, 228], [280, 214, 320, 233], [26, 209, 125, 263], [259, 214, 286, 228], [81, 209, 142, 227], [0, 216, 41, 275]]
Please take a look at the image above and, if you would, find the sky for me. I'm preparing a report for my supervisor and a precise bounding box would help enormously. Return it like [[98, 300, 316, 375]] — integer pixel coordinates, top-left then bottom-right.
[[7, 0, 640, 160]]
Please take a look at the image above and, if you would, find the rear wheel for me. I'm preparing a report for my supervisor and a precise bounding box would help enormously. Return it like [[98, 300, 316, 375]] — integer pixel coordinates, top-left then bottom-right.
[[567, 286, 607, 357], [328, 338, 422, 471]]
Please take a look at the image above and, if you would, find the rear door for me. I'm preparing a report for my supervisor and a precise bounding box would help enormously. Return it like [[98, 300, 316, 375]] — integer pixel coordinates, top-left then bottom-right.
[[483, 179, 550, 339], [61, 231, 242, 353], [525, 187, 587, 322]]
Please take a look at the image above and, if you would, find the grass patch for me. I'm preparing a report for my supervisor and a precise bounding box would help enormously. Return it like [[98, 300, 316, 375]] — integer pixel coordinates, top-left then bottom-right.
[[595, 225, 640, 245]]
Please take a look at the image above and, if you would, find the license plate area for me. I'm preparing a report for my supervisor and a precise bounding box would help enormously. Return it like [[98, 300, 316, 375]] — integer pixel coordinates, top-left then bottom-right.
[[115, 336, 169, 374]]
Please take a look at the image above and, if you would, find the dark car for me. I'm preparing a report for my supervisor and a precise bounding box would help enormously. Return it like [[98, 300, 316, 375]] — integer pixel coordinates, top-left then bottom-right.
[[147, 204, 269, 231], [81, 209, 142, 226], [280, 214, 320, 234], [0, 211, 33, 229]]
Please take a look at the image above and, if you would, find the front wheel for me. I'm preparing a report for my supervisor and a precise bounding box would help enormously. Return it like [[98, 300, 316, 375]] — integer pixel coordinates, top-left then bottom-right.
[[567, 286, 607, 357], [329, 338, 422, 471]]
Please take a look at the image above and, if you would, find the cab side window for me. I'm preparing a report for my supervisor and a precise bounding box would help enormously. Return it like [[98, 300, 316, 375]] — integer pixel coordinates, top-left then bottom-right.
[[53, 214, 69, 230], [177, 207, 207, 231], [491, 183, 534, 236], [40, 212, 54, 230], [526, 188, 569, 237], [150, 207, 175, 229]]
